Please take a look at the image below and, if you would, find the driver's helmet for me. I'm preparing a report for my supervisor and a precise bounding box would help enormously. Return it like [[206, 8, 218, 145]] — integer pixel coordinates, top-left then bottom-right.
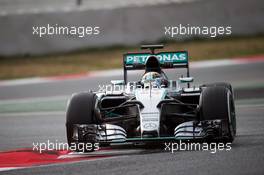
[[141, 72, 166, 88]]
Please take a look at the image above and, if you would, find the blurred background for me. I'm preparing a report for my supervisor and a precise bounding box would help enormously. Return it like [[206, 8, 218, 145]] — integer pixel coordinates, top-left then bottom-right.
[[0, 1, 264, 174], [0, 0, 263, 79]]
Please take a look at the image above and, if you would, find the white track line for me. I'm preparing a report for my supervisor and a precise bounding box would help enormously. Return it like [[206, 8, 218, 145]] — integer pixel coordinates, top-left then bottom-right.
[[0, 167, 25, 172], [59, 149, 145, 159]]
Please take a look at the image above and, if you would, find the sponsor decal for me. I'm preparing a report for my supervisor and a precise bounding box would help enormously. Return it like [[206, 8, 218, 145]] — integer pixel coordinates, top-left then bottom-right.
[[143, 123, 157, 129], [125, 52, 187, 65]]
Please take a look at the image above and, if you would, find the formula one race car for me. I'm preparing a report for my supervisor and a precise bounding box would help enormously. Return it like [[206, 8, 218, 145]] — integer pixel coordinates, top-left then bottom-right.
[[66, 45, 236, 151]]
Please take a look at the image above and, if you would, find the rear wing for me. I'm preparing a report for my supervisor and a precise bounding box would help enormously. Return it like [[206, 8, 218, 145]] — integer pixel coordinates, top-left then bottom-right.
[[123, 50, 190, 84], [123, 51, 188, 70]]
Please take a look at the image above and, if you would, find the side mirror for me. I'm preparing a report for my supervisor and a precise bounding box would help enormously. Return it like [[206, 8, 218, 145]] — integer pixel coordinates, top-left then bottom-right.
[[111, 80, 125, 85], [179, 77, 193, 83]]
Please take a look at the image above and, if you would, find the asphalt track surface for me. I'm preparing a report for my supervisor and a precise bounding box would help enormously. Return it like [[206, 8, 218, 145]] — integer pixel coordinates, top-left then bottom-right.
[[0, 62, 264, 174]]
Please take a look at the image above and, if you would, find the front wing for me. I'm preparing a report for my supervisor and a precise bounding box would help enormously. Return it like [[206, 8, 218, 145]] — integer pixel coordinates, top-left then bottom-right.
[[71, 119, 230, 144]]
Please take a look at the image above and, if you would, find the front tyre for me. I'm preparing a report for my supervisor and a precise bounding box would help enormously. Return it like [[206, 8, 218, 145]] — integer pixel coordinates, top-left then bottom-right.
[[201, 86, 236, 142], [66, 92, 97, 152]]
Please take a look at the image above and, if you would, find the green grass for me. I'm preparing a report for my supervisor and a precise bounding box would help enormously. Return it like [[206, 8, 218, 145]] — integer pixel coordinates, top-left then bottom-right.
[[0, 35, 264, 80]]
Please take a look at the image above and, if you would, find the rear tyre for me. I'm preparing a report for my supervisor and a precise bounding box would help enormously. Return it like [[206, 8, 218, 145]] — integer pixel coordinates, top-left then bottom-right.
[[66, 92, 97, 151], [201, 86, 236, 142]]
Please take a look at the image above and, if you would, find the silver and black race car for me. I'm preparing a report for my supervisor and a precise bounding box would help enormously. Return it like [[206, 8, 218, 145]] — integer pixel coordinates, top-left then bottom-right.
[[66, 45, 236, 151]]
